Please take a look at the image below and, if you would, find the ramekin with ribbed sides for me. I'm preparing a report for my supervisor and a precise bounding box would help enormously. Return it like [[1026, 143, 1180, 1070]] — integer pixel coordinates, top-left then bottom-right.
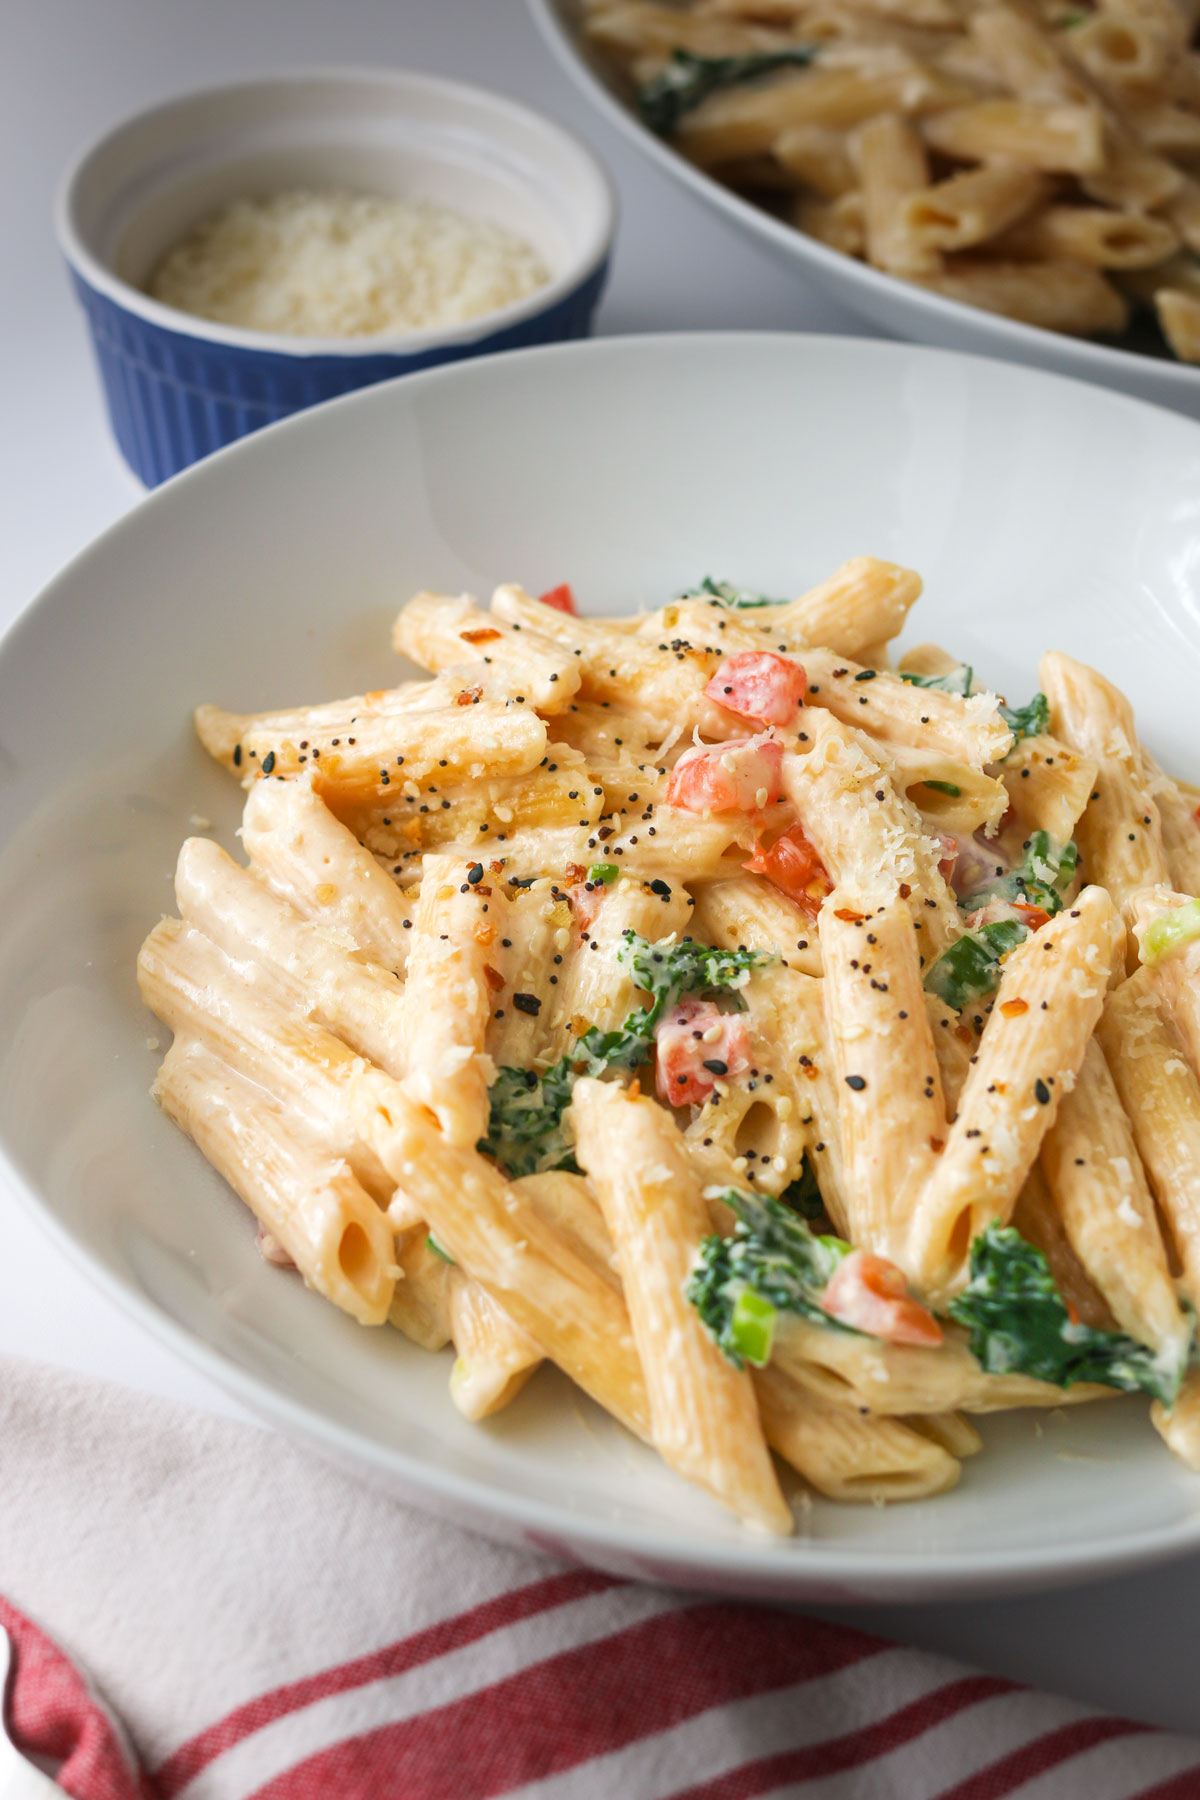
[[55, 68, 616, 486]]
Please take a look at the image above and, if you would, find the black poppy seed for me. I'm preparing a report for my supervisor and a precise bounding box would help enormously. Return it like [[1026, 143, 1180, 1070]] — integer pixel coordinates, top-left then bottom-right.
[[845, 1074, 867, 1091]]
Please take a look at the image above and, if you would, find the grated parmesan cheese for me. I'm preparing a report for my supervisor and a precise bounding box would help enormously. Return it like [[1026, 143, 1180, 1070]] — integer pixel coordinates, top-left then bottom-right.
[[147, 189, 550, 338]]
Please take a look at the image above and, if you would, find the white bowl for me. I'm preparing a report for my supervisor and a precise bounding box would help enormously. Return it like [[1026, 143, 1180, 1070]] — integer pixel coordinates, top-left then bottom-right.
[[55, 66, 616, 483], [3, 334, 1200, 1602], [528, 0, 1200, 420]]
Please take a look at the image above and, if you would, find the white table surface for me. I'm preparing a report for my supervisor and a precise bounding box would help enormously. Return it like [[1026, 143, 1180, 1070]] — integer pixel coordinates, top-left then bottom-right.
[[4, 0, 1199, 1744]]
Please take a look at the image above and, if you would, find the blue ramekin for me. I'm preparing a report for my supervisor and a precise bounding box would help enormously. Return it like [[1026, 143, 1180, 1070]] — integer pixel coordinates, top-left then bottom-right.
[[55, 69, 616, 487]]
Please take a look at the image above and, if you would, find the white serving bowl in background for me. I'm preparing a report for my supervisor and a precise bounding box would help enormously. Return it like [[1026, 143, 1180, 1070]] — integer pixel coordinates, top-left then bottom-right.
[[3, 333, 1200, 1602], [529, 0, 1200, 419], [55, 67, 615, 485]]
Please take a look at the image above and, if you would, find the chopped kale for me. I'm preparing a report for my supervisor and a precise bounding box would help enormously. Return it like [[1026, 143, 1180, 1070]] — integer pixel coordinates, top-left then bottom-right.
[[480, 931, 773, 1178], [899, 666, 1049, 745], [687, 1189, 857, 1367], [999, 692, 1051, 741], [899, 664, 973, 698], [637, 48, 818, 137], [924, 918, 1027, 1011], [680, 576, 785, 609], [948, 1226, 1189, 1406], [959, 831, 1078, 919]]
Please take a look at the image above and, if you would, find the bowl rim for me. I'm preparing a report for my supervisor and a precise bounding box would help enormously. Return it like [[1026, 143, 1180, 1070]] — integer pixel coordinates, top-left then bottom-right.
[[526, 0, 1200, 398], [53, 62, 618, 361], [6, 327, 1200, 1599]]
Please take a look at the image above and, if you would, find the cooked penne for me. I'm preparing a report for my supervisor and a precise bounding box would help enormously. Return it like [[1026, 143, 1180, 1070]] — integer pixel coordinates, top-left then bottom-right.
[[572, 1079, 792, 1531], [782, 717, 962, 962], [143, 556, 1200, 1526], [901, 161, 1049, 252], [586, 0, 1200, 364], [447, 1273, 544, 1421], [819, 888, 945, 1261], [1143, 752, 1200, 893], [399, 852, 498, 1144], [173, 835, 410, 1078], [1098, 970, 1200, 1312], [905, 885, 1124, 1294], [1041, 652, 1170, 915], [1039, 1039, 1187, 1354], [915, 258, 1129, 336], [857, 111, 940, 274], [155, 1039, 395, 1326], [241, 775, 415, 973], [754, 1363, 961, 1500]]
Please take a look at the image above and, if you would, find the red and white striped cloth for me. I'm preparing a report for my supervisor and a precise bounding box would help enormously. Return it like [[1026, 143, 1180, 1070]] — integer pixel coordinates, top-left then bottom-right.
[[2, 1355, 1199, 1800]]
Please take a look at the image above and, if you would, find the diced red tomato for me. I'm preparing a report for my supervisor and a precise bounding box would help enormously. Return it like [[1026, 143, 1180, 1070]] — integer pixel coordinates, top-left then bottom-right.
[[1013, 901, 1052, 932], [665, 735, 784, 814], [965, 897, 1020, 931], [538, 583, 578, 616], [569, 881, 604, 936], [821, 1249, 943, 1348], [654, 999, 751, 1108], [704, 651, 806, 727], [933, 831, 958, 883], [744, 822, 831, 921]]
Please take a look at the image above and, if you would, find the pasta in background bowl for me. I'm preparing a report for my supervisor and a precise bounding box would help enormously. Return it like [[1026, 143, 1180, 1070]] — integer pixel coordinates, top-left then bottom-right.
[[529, 0, 1200, 416], [2, 333, 1200, 1598]]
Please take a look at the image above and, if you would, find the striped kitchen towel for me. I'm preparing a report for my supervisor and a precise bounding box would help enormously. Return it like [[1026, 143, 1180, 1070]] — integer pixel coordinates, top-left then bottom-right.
[[1, 1355, 1198, 1800]]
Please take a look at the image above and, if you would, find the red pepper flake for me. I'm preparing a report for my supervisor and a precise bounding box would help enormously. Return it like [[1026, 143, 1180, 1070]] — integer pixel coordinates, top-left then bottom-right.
[[898, 882, 912, 899], [833, 907, 865, 924], [460, 626, 502, 644], [482, 964, 505, 990], [1000, 998, 1029, 1018], [929, 1136, 945, 1153], [565, 862, 587, 882], [455, 685, 484, 707]]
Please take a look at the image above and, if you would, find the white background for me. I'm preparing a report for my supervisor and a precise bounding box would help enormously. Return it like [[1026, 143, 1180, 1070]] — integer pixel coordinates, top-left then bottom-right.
[[3, 0, 1199, 1741]]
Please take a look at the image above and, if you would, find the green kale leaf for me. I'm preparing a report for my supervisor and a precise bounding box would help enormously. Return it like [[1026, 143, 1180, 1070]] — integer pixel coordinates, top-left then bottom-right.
[[480, 931, 773, 1178], [686, 1189, 854, 1368], [959, 831, 1078, 919], [999, 692, 1051, 740], [680, 576, 786, 609], [637, 48, 819, 137], [899, 664, 974, 698], [924, 917, 1027, 1011], [948, 1225, 1189, 1405]]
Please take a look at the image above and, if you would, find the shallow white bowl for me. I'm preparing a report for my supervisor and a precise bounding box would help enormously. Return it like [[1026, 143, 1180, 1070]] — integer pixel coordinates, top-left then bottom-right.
[[529, 0, 1200, 420], [3, 334, 1200, 1602]]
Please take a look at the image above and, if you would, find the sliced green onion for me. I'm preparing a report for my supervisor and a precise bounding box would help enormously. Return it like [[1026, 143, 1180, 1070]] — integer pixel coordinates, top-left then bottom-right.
[[1141, 898, 1200, 966], [588, 862, 620, 885], [728, 1287, 778, 1368], [426, 1233, 456, 1265], [921, 779, 962, 797]]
